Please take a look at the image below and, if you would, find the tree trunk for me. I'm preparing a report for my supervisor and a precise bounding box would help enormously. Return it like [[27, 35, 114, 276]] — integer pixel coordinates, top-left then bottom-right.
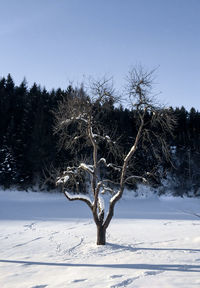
[[97, 225, 106, 245]]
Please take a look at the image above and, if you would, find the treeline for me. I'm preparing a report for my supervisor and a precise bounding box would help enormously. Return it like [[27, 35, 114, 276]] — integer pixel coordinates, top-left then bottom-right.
[[0, 74, 200, 196]]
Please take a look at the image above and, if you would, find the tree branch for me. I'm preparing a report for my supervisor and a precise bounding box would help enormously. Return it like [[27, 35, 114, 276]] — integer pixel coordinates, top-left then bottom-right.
[[64, 190, 93, 210]]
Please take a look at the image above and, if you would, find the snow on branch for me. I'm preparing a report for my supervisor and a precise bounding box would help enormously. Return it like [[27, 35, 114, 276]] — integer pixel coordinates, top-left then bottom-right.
[[125, 175, 147, 184], [93, 134, 116, 146], [101, 184, 114, 195], [98, 158, 121, 172], [60, 119, 72, 126], [56, 175, 69, 185], [98, 194, 105, 221], [75, 114, 88, 123], [79, 163, 94, 174], [98, 195, 105, 212], [110, 190, 121, 204], [64, 191, 93, 209], [60, 114, 88, 126]]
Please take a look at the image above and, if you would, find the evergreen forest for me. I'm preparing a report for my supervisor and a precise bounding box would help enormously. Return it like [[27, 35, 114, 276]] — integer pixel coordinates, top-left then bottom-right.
[[1, 74, 200, 197]]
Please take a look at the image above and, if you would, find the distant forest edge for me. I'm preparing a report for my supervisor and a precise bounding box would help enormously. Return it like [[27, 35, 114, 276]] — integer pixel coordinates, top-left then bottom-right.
[[1, 74, 200, 197]]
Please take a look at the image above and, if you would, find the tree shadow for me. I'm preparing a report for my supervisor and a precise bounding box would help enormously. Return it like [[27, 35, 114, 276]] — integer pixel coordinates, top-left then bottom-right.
[[0, 259, 200, 272], [106, 242, 200, 253]]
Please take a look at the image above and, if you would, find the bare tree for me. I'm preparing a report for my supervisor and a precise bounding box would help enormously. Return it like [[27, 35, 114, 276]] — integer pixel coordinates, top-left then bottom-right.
[[54, 69, 175, 245]]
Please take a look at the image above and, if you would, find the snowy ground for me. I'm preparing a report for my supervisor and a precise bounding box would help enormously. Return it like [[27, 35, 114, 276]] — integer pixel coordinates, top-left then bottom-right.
[[0, 190, 200, 288]]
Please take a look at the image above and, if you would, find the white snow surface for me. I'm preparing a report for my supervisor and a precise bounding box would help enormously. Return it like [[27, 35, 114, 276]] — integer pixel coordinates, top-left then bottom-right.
[[0, 189, 200, 288]]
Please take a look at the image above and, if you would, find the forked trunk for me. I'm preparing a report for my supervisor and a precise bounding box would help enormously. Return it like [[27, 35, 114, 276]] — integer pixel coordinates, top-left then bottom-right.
[[97, 225, 106, 245]]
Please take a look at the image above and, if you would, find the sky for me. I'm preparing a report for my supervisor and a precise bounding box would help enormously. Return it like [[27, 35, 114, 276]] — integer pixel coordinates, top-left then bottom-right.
[[0, 0, 200, 110]]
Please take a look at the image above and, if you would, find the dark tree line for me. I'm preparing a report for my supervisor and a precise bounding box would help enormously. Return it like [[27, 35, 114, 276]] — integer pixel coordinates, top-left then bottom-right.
[[0, 74, 200, 196]]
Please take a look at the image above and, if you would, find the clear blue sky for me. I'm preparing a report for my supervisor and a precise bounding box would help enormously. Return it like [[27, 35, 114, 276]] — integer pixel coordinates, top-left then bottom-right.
[[1, 0, 200, 110]]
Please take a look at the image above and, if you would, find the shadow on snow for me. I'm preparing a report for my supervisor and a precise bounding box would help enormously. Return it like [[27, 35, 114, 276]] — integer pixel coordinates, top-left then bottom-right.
[[0, 259, 200, 273], [106, 242, 200, 253]]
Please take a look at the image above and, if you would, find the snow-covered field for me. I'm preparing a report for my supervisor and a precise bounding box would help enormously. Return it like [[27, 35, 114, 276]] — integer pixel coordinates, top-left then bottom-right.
[[0, 190, 200, 288]]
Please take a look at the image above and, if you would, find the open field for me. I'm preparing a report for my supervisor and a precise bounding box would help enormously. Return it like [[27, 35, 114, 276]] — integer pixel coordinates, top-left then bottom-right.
[[0, 190, 200, 288]]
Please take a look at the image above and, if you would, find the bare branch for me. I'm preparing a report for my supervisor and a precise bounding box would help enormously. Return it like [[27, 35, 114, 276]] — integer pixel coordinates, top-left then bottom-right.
[[103, 66, 176, 231], [89, 76, 119, 105], [98, 158, 122, 172], [101, 179, 120, 186], [125, 175, 147, 184]]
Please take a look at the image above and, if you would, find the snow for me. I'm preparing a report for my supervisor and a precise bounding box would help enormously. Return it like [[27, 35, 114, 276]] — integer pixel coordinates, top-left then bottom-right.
[[0, 189, 200, 288]]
